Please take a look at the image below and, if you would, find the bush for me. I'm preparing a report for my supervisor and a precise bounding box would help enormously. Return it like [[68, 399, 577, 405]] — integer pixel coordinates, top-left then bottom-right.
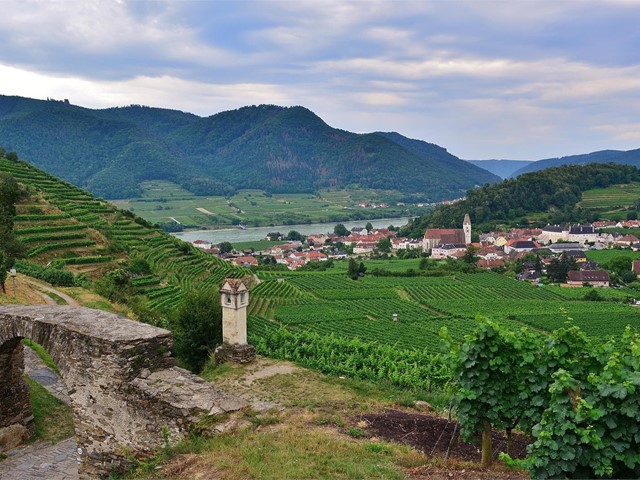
[[171, 290, 223, 373]]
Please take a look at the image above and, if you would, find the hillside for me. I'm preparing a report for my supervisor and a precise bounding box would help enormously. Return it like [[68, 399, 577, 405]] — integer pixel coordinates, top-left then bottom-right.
[[401, 162, 640, 236], [510, 148, 640, 177], [0, 95, 499, 200], [0, 156, 245, 315], [466, 159, 534, 179]]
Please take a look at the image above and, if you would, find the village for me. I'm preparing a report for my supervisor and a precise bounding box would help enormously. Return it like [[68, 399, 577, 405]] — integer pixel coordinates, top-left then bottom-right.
[[188, 216, 640, 289]]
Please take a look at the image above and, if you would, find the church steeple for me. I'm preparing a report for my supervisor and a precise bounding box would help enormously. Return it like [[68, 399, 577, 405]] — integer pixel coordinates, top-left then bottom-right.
[[463, 214, 471, 244]]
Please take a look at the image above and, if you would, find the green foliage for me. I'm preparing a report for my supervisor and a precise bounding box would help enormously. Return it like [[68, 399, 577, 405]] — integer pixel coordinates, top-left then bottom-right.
[[334, 223, 349, 236], [218, 241, 233, 254], [402, 163, 640, 236], [171, 290, 223, 373], [250, 319, 450, 391], [528, 327, 640, 479], [14, 260, 76, 286], [0, 97, 498, 200], [376, 236, 392, 253]]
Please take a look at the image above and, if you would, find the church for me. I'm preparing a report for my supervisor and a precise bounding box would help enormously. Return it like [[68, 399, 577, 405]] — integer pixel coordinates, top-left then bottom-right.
[[422, 214, 471, 251]]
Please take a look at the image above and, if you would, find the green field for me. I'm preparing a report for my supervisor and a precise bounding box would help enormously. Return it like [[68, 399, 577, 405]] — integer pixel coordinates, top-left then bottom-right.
[[586, 249, 640, 264], [112, 181, 429, 228], [580, 183, 640, 209], [250, 265, 640, 351]]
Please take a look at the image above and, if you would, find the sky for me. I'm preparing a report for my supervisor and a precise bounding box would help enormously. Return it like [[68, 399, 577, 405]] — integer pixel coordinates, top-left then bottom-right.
[[1, 0, 639, 160]]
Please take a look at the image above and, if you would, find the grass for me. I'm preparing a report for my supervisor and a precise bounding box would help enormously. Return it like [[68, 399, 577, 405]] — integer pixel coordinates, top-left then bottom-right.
[[586, 249, 640, 264], [126, 412, 424, 480], [22, 339, 61, 375], [26, 376, 74, 443]]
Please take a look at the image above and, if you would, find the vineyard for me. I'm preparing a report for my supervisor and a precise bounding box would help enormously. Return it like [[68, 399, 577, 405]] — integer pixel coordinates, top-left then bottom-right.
[[0, 158, 246, 313], [251, 269, 640, 352]]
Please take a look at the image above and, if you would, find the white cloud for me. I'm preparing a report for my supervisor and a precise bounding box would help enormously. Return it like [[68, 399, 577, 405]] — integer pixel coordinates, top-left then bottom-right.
[[0, 64, 291, 115]]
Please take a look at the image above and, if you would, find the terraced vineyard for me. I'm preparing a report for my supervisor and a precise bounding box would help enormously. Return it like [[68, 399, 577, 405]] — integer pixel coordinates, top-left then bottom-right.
[[1, 158, 246, 313]]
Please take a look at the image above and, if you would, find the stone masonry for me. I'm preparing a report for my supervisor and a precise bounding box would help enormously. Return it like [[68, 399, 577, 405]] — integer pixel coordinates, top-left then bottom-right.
[[0, 305, 247, 479]]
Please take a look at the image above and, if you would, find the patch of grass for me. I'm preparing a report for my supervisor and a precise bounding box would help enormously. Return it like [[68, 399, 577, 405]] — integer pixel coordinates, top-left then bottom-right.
[[128, 415, 424, 480], [347, 427, 367, 438], [26, 376, 74, 443], [243, 409, 282, 428], [23, 339, 61, 376], [199, 357, 245, 382]]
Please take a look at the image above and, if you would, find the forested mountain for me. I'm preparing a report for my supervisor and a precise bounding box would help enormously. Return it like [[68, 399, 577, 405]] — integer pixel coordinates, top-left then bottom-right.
[[510, 149, 640, 177], [401, 163, 640, 237], [466, 159, 534, 179], [0, 96, 500, 200]]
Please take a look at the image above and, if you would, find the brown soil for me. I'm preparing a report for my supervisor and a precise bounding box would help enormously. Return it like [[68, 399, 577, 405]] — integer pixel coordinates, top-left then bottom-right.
[[358, 409, 530, 463]]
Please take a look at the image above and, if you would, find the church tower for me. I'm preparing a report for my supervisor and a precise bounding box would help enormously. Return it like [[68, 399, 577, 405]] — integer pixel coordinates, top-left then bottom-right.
[[463, 214, 472, 244]]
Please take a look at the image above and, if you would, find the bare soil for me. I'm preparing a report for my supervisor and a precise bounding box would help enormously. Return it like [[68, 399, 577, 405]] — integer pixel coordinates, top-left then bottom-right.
[[358, 409, 529, 463]]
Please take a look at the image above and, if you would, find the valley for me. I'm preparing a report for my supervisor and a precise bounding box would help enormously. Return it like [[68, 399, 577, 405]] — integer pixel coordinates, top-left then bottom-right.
[[111, 180, 428, 230], [2, 154, 640, 479]]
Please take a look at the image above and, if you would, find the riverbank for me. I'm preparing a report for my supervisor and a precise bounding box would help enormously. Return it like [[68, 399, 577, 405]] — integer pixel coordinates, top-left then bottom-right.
[[172, 217, 411, 244]]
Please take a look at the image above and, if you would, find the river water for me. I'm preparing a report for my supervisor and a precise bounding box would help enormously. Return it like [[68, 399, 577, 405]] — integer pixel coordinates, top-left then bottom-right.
[[172, 217, 411, 244]]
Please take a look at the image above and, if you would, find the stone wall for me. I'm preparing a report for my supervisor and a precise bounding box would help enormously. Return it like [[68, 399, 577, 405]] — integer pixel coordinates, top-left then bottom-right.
[[0, 305, 247, 479]]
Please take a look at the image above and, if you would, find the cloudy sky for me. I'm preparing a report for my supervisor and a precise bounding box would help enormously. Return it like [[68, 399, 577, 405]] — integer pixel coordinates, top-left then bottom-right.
[[1, 0, 639, 160]]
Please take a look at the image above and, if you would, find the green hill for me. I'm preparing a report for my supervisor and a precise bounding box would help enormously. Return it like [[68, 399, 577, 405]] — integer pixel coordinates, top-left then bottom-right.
[[510, 148, 640, 177], [0, 96, 499, 200], [0, 155, 245, 315], [401, 162, 640, 236]]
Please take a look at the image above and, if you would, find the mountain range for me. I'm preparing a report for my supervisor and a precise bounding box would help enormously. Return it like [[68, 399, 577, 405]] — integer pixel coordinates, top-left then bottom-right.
[[468, 149, 640, 179], [0, 95, 499, 200]]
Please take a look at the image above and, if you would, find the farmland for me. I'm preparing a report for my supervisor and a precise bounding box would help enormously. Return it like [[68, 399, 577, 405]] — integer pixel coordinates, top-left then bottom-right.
[[580, 182, 640, 209], [0, 158, 246, 313], [111, 180, 429, 228], [249, 267, 640, 353]]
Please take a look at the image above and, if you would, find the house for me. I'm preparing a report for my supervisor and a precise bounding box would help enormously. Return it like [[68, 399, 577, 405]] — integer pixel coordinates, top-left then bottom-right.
[[304, 251, 327, 262], [592, 221, 616, 229], [580, 261, 600, 271], [232, 256, 258, 267], [567, 224, 599, 243], [431, 243, 467, 259], [476, 258, 505, 270], [548, 242, 586, 254], [563, 250, 588, 263], [517, 271, 542, 283], [567, 270, 610, 287], [616, 235, 640, 246], [391, 238, 422, 250], [503, 240, 539, 254], [538, 225, 567, 244], [192, 239, 212, 250]]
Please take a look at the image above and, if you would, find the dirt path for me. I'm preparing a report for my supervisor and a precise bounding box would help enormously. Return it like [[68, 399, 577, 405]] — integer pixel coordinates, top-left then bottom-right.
[[24, 281, 79, 306]]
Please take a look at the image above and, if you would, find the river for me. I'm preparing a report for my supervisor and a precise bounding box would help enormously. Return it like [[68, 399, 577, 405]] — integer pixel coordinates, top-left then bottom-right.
[[171, 217, 412, 244]]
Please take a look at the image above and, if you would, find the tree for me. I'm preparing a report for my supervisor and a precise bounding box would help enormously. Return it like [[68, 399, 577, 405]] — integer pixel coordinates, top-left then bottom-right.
[[347, 258, 359, 280], [547, 255, 576, 283], [334, 223, 349, 237], [5, 151, 18, 162], [171, 290, 222, 372], [0, 251, 7, 294], [358, 262, 367, 276], [286, 230, 303, 241], [365, 222, 373, 232], [462, 245, 478, 264], [218, 241, 233, 254], [376, 236, 392, 253]]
